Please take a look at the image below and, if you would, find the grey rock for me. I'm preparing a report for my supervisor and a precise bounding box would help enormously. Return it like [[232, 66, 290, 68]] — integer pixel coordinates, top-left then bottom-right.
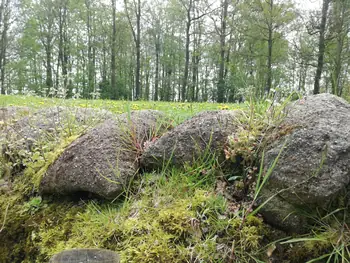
[[0, 106, 30, 123], [2, 106, 113, 174], [0, 178, 11, 194], [6, 106, 113, 143], [259, 94, 350, 232], [49, 248, 120, 263], [40, 110, 165, 200], [141, 110, 241, 171]]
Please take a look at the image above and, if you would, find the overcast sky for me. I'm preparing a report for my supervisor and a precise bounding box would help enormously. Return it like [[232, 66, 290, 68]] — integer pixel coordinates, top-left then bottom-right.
[[294, 0, 322, 10], [115, 0, 323, 11]]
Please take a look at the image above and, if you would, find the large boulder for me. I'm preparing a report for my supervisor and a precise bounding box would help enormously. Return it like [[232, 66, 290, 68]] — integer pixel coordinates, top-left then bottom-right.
[[259, 94, 350, 233], [49, 248, 120, 263], [2, 106, 113, 174], [5, 106, 113, 144], [40, 110, 166, 200], [0, 106, 30, 123], [141, 110, 241, 171]]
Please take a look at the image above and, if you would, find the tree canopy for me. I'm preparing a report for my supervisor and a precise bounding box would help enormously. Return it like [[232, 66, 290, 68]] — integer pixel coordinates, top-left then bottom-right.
[[0, 0, 349, 101]]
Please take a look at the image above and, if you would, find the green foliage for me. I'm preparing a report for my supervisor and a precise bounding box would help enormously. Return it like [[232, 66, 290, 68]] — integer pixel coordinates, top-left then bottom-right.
[[224, 96, 289, 193], [19, 196, 45, 215]]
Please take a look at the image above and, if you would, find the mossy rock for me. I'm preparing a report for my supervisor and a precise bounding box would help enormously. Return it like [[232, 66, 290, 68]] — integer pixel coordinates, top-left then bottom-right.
[[0, 106, 30, 123], [49, 249, 120, 263], [261, 94, 350, 233], [141, 110, 242, 171], [40, 110, 167, 200]]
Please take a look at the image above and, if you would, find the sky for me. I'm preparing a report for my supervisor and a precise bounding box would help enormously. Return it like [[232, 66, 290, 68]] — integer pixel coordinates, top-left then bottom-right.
[[294, 0, 322, 11], [114, 0, 323, 12]]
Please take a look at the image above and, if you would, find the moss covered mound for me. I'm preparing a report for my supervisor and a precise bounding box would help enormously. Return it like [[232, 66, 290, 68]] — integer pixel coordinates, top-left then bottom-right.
[[1, 100, 348, 263]]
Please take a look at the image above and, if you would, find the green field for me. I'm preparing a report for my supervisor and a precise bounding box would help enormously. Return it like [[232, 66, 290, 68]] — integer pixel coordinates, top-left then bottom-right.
[[0, 95, 245, 125]]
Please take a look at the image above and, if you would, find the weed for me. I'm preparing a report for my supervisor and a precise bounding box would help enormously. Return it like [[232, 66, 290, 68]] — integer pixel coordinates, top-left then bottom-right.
[[281, 206, 350, 263]]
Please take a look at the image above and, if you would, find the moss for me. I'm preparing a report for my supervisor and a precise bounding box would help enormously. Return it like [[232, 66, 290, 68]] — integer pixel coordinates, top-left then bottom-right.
[[23, 134, 79, 190], [0, 109, 89, 262], [26, 171, 269, 263], [282, 224, 350, 263], [0, 188, 85, 262]]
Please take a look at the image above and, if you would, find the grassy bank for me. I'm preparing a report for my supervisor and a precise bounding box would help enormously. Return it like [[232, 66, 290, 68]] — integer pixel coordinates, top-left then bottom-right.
[[0, 95, 345, 263]]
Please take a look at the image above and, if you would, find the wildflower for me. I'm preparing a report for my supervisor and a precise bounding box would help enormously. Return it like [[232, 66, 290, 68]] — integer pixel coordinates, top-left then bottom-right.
[[219, 105, 229, 110]]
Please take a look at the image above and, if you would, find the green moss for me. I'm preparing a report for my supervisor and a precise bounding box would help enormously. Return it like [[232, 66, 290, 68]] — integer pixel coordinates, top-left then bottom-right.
[[282, 221, 350, 263], [23, 134, 79, 190], [28, 171, 268, 263], [0, 108, 90, 262], [0, 191, 85, 262]]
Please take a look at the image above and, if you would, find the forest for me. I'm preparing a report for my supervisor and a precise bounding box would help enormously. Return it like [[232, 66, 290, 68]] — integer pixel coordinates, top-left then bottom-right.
[[0, 0, 349, 102]]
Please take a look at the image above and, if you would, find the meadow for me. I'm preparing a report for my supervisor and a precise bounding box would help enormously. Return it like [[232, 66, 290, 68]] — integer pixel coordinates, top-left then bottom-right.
[[0, 95, 243, 125]]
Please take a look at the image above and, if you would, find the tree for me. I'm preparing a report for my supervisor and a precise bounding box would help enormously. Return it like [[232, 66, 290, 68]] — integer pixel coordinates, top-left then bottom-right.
[[329, 0, 350, 96], [4, 0, 348, 102], [35, 0, 56, 96], [85, 0, 96, 98], [111, 0, 117, 98], [124, 0, 141, 100], [240, 0, 295, 97], [217, 0, 229, 103], [313, 0, 331, 95], [179, 0, 211, 102], [0, 0, 11, 94], [56, 0, 70, 97]]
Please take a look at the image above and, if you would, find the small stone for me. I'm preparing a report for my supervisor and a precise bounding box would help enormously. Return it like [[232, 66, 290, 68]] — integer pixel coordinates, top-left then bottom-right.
[[49, 248, 120, 263]]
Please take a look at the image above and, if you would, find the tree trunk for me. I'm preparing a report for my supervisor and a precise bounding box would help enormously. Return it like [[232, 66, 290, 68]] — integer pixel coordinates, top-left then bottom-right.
[[124, 0, 141, 100], [45, 37, 53, 95], [203, 65, 209, 102], [192, 13, 202, 102], [135, 0, 141, 100], [313, 0, 331, 94], [0, 0, 10, 95], [62, 0, 69, 96], [331, 0, 346, 96], [217, 0, 228, 103], [85, 0, 94, 98], [165, 67, 172, 101], [266, 0, 273, 94], [182, 1, 192, 102], [145, 67, 150, 100], [154, 36, 160, 101], [111, 0, 117, 99]]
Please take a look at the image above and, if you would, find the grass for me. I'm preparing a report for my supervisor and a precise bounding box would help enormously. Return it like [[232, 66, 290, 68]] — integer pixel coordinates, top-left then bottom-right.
[[0, 95, 244, 125], [280, 206, 350, 263]]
